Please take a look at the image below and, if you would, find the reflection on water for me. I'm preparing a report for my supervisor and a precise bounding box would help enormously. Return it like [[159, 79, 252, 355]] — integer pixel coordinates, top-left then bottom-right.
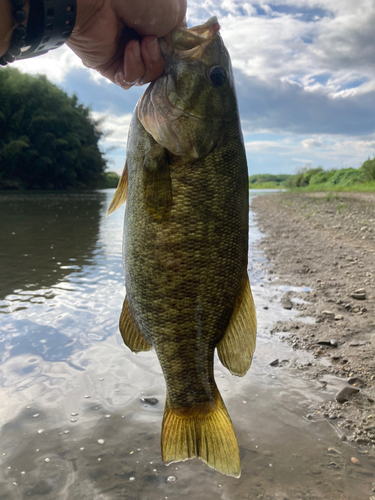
[[0, 190, 374, 499]]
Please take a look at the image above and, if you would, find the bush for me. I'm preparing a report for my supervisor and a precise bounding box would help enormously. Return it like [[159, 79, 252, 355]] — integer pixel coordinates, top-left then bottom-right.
[[359, 157, 375, 182], [309, 170, 336, 185], [0, 67, 107, 189], [328, 168, 362, 186]]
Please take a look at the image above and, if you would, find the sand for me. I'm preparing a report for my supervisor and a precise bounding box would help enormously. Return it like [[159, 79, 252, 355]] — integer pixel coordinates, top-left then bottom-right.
[[252, 191, 375, 447]]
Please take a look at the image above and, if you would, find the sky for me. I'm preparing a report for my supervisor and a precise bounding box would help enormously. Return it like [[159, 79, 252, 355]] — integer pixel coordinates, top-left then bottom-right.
[[11, 0, 375, 176]]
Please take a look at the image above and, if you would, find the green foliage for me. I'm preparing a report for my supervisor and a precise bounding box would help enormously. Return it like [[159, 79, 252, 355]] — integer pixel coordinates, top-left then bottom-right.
[[284, 166, 323, 188], [283, 157, 375, 192], [359, 157, 375, 182], [97, 171, 120, 189], [248, 173, 292, 189], [309, 170, 336, 185], [0, 67, 107, 189], [327, 168, 362, 186]]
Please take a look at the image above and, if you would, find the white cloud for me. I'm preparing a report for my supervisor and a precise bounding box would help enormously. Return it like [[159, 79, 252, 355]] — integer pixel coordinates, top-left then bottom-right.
[[12, 45, 109, 85], [91, 111, 133, 150]]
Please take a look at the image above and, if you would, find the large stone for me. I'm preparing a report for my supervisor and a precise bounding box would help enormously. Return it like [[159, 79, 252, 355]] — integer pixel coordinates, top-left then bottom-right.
[[335, 386, 360, 403]]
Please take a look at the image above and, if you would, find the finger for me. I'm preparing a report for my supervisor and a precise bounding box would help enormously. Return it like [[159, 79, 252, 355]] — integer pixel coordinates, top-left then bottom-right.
[[137, 36, 164, 85], [119, 39, 147, 87]]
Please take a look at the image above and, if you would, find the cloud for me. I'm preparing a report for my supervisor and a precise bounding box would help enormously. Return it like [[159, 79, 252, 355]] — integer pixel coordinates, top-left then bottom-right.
[[91, 111, 133, 150], [7, 0, 375, 175]]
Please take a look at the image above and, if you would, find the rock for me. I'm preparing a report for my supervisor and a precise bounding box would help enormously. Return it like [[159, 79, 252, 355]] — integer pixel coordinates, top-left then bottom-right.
[[327, 447, 340, 454], [348, 377, 365, 386], [281, 295, 292, 310], [350, 457, 360, 465], [334, 315, 343, 320], [322, 310, 335, 317], [335, 386, 360, 403], [350, 290, 366, 300], [141, 397, 159, 405], [317, 339, 338, 348], [269, 359, 279, 367]]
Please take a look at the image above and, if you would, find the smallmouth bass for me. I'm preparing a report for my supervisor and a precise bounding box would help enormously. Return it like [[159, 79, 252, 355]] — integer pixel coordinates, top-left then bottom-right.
[[108, 17, 256, 478]]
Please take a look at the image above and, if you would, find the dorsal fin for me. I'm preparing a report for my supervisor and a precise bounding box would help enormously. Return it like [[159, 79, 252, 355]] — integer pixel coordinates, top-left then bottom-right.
[[107, 163, 128, 216]]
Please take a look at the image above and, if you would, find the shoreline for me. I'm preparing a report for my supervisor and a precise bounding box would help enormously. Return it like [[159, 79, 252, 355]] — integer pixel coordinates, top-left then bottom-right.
[[251, 191, 375, 448]]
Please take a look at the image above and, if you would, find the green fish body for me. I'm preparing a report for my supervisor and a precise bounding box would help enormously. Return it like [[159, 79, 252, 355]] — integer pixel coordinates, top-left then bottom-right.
[[109, 17, 256, 478]]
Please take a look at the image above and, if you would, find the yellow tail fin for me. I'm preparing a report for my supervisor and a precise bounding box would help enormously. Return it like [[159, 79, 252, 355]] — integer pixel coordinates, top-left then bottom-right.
[[161, 392, 240, 478]]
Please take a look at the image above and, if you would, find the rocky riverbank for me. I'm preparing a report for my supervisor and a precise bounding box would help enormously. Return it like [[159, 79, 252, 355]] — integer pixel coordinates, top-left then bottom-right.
[[252, 191, 375, 449]]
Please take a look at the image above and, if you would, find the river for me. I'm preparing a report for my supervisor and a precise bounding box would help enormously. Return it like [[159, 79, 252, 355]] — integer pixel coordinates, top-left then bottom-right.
[[0, 190, 374, 499]]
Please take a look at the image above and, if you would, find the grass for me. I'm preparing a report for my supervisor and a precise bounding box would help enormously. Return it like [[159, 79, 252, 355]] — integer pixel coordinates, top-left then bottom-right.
[[248, 182, 284, 189], [288, 180, 375, 193]]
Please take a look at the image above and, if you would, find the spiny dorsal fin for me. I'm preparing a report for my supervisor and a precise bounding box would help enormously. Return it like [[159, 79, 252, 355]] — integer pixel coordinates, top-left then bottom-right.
[[107, 163, 128, 216], [162, 389, 240, 478], [217, 274, 257, 377], [119, 297, 152, 353]]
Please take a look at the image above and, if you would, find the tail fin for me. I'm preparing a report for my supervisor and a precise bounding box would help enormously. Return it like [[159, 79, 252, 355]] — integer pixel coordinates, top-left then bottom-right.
[[161, 392, 240, 478]]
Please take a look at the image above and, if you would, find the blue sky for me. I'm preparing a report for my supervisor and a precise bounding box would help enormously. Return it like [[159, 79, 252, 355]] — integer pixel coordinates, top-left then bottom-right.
[[13, 0, 375, 176]]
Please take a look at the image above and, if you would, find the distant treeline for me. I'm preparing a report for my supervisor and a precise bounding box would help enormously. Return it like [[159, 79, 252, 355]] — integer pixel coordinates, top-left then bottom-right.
[[248, 173, 293, 189], [0, 67, 109, 190], [249, 158, 375, 192]]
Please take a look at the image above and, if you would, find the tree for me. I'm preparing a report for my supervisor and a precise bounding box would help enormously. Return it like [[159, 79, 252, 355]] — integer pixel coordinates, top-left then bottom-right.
[[0, 67, 107, 189]]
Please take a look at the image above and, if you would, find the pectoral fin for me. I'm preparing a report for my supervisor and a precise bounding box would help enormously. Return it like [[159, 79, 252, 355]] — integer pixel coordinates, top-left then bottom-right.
[[217, 275, 257, 377], [143, 142, 172, 221], [107, 163, 128, 216], [119, 297, 152, 353]]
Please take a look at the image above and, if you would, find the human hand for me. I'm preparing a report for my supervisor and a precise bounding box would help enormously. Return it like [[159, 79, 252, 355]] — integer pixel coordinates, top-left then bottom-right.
[[67, 0, 187, 89]]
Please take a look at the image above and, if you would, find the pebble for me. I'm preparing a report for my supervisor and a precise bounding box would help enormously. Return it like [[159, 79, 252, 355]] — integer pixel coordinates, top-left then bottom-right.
[[350, 457, 360, 465], [269, 359, 279, 367], [334, 315, 343, 321], [348, 377, 365, 386], [97, 439, 105, 445], [335, 386, 360, 403], [281, 296, 293, 310], [350, 290, 366, 300], [322, 310, 335, 317], [166, 475, 177, 483], [141, 398, 159, 406], [44, 458, 50, 463]]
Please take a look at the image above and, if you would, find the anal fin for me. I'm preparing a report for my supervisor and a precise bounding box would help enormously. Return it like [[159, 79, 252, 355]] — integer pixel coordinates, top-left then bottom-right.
[[217, 274, 257, 377], [119, 297, 152, 353]]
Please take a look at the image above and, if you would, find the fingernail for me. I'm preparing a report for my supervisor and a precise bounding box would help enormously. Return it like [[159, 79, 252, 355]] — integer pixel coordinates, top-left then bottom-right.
[[146, 38, 159, 60]]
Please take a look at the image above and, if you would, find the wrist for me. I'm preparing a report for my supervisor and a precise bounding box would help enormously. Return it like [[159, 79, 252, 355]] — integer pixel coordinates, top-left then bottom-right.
[[0, 0, 29, 58], [1, 0, 18, 56], [1, 0, 75, 65]]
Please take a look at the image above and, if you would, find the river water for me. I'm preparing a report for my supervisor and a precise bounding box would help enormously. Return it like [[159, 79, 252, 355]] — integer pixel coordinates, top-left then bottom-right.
[[0, 190, 374, 500]]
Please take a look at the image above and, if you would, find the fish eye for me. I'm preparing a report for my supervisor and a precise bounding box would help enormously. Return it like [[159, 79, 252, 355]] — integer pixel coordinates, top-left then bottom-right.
[[206, 66, 226, 88]]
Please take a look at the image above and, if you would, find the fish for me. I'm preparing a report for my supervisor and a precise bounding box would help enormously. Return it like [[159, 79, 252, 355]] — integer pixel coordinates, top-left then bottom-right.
[[108, 16, 257, 478]]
